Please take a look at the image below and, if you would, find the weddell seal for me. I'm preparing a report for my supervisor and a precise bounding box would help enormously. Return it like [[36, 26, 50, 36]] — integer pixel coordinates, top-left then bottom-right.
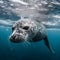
[[9, 19, 54, 53]]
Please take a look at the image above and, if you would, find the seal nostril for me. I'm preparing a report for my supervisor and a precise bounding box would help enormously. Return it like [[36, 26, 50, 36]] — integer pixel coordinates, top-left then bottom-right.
[[10, 35, 16, 40]]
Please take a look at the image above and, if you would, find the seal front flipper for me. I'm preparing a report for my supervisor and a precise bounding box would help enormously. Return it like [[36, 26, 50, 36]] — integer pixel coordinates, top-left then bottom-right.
[[43, 35, 55, 54]]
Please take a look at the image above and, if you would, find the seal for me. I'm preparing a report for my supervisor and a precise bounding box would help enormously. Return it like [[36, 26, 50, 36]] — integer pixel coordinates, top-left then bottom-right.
[[9, 19, 54, 53]]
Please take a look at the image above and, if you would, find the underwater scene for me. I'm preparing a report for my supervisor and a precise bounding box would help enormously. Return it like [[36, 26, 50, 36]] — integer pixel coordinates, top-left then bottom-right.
[[0, 0, 60, 60]]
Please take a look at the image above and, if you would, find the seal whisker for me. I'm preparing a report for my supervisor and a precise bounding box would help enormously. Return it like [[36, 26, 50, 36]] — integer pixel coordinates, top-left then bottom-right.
[[23, 41, 31, 47], [23, 42, 29, 47]]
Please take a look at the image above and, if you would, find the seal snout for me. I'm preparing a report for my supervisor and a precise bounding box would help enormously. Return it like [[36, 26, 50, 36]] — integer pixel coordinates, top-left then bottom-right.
[[10, 35, 15, 40], [10, 34, 24, 43]]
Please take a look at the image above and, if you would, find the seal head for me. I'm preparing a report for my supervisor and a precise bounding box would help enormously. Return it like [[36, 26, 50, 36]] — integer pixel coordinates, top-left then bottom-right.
[[10, 19, 38, 43]]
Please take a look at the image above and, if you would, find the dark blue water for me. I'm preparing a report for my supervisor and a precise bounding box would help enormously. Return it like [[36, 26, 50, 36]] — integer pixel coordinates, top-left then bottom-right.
[[0, 26, 60, 60]]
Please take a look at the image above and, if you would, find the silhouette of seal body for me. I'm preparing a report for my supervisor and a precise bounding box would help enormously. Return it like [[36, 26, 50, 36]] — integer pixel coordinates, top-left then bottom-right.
[[10, 19, 54, 53]]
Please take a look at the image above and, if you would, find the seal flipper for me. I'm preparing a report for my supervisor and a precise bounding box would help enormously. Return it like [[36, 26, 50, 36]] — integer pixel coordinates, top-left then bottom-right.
[[43, 36, 55, 54]]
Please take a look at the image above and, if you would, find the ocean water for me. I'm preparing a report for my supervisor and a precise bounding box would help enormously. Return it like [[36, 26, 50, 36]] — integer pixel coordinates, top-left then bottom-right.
[[0, 0, 60, 60], [0, 27, 60, 60]]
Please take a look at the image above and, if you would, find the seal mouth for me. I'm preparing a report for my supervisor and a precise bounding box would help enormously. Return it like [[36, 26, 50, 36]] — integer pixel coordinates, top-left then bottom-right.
[[10, 38, 24, 43]]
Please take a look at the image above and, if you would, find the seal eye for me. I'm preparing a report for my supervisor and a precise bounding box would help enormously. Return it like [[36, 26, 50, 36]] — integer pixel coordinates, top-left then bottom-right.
[[23, 26, 29, 30]]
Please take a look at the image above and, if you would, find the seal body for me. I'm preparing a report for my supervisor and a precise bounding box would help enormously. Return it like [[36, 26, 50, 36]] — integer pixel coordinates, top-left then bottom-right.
[[9, 19, 54, 53], [10, 19, 46, 42]]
